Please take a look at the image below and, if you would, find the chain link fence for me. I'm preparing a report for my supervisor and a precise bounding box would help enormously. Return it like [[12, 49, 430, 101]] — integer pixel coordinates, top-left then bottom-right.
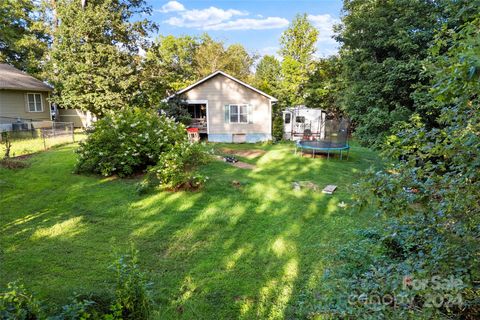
[[0, 117, 75, 157]]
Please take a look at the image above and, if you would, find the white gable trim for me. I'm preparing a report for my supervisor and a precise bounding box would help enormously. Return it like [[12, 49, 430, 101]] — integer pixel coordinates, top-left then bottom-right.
[[166, 70, 278, 102]]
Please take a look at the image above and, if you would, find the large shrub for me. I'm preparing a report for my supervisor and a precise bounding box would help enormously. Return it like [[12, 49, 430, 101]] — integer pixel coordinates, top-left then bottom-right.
[[138, 141, 210, 193], [75, 108, 187, 177]]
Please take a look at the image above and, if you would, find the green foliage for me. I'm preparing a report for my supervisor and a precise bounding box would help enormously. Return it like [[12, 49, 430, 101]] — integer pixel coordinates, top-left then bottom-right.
[[0, 0, 48, 76], [0, 282, 43, 319], [139, 141, 210, 193], [159, 98, 192, 126], [272, 113, 284, 142], [1, 132, 12, 159], [57, 296, 101, 320], [314, 16, 480, 319], [140, 35, 199, 104], [278, 14, 319, 106], [279, 13, 318, 64], [254, 55, 281, 96], [337, 0, 441, 146], [47, 0, 155, 116], [304, 56, 344, 118], [0, 253, 152, 319], [111, 249, 153, 320], [75, 108, 186, 177], [141, 34, 257, 102]]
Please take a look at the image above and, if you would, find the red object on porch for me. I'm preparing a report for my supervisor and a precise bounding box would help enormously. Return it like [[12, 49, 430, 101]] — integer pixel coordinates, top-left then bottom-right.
[[187, 127, 199, 133]]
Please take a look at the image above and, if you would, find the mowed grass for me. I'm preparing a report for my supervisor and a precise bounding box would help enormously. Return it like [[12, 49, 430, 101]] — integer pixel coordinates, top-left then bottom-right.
[[0, 130, 86, 157], [0, 141, 381, 319]]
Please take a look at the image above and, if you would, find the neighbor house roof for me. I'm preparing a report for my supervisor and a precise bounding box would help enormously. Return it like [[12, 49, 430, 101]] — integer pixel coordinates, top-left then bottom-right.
[[167, 70, 278, 102], [0, 63, 53, 92]]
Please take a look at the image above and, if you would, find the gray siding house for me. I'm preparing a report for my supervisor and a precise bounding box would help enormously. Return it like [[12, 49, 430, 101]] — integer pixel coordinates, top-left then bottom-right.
[[168, 71, 277, 143], [0, 64, 52, 122]]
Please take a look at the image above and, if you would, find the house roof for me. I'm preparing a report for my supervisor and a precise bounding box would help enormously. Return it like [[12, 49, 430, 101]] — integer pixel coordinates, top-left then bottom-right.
[[167, 70, 278, 102], [0, 63, 53, 92]]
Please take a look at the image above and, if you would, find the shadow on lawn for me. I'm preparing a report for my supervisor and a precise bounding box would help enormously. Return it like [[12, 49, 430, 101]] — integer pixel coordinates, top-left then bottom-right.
[[0, 143, 378, 319], [125, 144, 373, 319]]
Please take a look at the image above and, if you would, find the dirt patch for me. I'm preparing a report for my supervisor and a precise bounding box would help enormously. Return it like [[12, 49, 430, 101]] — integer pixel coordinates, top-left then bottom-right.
[[214, 155, 257, 170], [220, 148, 265, 159], [0, 158, 30, 170], [231, 161, 256, 170]]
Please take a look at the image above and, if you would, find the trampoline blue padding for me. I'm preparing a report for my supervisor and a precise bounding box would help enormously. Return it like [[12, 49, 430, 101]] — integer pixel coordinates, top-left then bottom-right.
[[295, 140, 350, 159], [296, 140, 349, 151]]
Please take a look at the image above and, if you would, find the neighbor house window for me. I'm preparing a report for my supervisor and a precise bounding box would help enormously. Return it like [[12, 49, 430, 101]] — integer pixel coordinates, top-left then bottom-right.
[[27, 93, 43, 112], [284, 113, 291, 124], [229, 104, 248, 123]]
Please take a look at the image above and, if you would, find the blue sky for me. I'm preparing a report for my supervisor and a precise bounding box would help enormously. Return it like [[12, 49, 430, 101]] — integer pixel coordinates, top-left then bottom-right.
[[146, 0, 343, 58]]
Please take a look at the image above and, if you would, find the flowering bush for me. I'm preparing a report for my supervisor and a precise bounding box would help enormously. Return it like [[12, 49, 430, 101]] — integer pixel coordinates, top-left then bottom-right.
[[75, 108, 187, 177], [138, 141, 210, 193]]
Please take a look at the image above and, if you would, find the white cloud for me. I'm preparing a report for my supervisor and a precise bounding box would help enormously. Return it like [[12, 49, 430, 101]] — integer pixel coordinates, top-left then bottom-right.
[[165, 7, 247, 28], [308, 14, 340, 44], [205, 17, 289, 31], [157, 1, 185, 13], [162, 3, 288, 31]]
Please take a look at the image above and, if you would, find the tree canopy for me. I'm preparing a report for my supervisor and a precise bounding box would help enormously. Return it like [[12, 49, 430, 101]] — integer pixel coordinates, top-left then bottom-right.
[[47, 0, 155, 116], [0, 0, 48, 76]]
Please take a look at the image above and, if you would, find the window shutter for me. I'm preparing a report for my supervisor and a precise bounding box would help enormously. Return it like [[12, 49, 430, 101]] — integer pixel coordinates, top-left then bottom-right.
[[224, 105, 230, 123], [248, 104, 253, 124]]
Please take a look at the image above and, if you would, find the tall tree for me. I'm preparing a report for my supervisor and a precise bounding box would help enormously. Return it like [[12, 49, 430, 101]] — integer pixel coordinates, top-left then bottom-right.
[[141, 34, 256, 104], [48, 0, 154, 116], [194, 34, 255, 81], [336, 0, 440, 146], [304, 56, 344, 118], [278, 13, 319, 106], [141, 35, 198, 104], [223, 43, 256, 82], [0, 0, 48, 75], [254, 55, 281, 96], [194, 34, 226, 78]]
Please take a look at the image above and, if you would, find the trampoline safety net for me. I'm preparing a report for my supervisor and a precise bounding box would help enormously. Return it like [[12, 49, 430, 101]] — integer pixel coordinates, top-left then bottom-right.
[[296, 118, 350, 159]]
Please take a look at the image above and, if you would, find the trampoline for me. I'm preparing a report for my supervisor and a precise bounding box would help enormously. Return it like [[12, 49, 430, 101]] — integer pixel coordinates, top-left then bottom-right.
[[295, 119, 350, 160]]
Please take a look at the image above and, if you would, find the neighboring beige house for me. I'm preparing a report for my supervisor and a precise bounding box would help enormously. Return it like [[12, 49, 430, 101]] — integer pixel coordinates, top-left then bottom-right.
[[56, 108, 95, 128], [0, 63, 52, 123], [167, 70, 277, 143]]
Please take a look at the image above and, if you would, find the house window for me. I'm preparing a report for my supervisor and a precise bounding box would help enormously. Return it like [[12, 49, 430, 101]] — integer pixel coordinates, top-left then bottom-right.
[[229, 104, 248, 123], [284, 113, 291, 124], [27, 93, 43, 112]]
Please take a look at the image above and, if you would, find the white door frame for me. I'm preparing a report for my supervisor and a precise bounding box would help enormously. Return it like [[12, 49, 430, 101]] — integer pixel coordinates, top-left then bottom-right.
[[185, 99, 209, 134]]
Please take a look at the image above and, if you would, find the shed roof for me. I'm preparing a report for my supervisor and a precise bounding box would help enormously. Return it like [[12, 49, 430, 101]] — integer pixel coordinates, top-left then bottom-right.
[[0, 63, 53, 92], [167, 70, 278, 102]]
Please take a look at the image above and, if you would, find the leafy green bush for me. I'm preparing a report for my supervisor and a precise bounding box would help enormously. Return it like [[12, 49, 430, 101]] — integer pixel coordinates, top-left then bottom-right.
[[0, 282, 43, 320], [111, 250, 153, 320], [75, 107, 187, 177], [138, 141, 210, 193], [272, 114, 284, 142]]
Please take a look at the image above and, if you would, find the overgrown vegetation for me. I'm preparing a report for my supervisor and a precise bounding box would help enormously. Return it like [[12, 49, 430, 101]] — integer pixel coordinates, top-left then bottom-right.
[[0, 252, 152, 319], [307, 13, 480, 320], [138, 141, 210, 193]]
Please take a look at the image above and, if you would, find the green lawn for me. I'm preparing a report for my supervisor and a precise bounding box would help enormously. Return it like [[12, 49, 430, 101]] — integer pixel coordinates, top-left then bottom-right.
[[0, 130, 86, 157], [0, 141, 380, 319]]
